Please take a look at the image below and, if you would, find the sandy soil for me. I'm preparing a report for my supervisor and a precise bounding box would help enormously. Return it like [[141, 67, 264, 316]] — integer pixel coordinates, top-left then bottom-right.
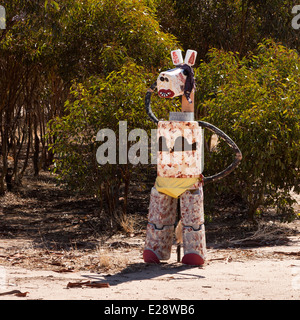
[[0, 225, 299, 300]]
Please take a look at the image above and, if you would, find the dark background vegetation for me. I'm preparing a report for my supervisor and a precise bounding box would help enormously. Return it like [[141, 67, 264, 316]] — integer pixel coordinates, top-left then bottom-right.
[[0, 0, 299, 232]]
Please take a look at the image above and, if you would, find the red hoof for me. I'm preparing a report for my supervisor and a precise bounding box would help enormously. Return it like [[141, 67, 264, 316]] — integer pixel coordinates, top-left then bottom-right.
[[182, 253, 204, 266], [143, 250, 160, 264]]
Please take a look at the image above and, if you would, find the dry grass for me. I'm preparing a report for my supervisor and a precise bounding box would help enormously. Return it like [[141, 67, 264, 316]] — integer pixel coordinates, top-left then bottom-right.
[[226, 220, 298, 247], [0, 237, 138, 274], [118, 214, 135, 234]]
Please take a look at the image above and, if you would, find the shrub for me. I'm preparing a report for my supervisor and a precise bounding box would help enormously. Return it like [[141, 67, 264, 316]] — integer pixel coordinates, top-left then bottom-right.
[[48, 62, 177, 224], [195, 40, 300, 220]]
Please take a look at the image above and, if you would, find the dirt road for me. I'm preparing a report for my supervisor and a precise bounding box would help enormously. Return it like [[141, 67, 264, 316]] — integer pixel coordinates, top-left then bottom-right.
[[1, 232, 299, 300]]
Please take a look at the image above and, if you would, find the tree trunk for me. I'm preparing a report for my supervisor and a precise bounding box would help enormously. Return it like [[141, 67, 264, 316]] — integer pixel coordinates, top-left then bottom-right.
[[33, 114, 40, 176]]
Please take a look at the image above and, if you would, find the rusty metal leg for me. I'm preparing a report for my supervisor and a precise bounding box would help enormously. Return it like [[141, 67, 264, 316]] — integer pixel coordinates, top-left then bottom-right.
[[180, 186, 206, 265], [143, 187, 177, 263], [176, 198, 181, 263]]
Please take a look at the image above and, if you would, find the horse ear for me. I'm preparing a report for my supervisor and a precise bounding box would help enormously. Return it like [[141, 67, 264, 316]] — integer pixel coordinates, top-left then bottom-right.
[[171, 50, 183, 65], [184, 50, 197, 66]]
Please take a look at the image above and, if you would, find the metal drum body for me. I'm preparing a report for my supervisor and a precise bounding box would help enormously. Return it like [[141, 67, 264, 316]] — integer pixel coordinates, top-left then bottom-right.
[[157, 116, 204, 178], [143, 113, 206, 265]]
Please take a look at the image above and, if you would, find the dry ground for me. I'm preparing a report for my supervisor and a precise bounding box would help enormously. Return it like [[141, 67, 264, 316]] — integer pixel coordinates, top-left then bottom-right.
[[0, 171, 299, 300]]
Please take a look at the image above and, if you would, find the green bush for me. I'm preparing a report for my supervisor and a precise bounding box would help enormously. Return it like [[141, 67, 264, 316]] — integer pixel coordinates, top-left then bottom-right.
[[195, 40, 300, 220], [56, 0, 179, 80], [46, 0, 180, 225], [48, 62, 177, 224]]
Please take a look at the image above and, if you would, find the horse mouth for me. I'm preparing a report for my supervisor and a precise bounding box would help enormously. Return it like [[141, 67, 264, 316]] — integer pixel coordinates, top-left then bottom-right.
[[158, 89, 175, 98]]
